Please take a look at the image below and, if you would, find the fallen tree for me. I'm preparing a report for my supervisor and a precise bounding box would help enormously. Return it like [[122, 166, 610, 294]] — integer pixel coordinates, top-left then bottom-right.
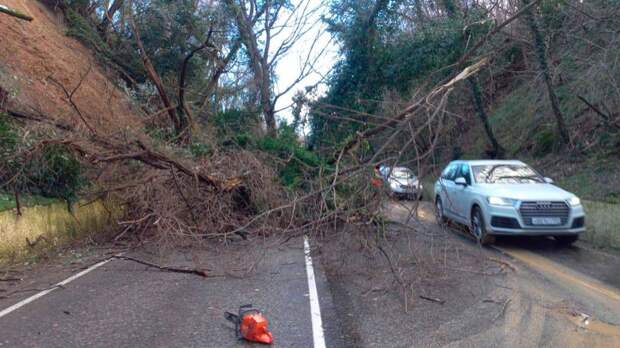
[[0, 4, 34, 21]]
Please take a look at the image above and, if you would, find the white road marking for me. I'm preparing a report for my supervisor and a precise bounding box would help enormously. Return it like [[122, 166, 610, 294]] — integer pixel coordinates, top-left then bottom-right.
[[304, 236, 327, 348], [0, 257, 114, 319]]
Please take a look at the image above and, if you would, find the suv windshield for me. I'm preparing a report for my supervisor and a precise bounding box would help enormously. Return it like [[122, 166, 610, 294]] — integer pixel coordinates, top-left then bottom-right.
[[391, 169, 415, 179], [472, 164, 544, 184]]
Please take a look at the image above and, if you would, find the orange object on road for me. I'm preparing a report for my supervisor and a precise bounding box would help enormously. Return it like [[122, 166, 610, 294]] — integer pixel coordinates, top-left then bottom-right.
[[225, 304, 274, 344]]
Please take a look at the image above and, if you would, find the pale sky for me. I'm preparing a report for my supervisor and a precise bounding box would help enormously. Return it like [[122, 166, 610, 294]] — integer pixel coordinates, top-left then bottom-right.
[[270, 0, 339, 124]]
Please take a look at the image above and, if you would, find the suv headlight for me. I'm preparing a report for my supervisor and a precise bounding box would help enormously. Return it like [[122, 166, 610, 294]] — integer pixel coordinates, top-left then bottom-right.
[[487, 196, 516, 207], [568, 196, 581, 206]]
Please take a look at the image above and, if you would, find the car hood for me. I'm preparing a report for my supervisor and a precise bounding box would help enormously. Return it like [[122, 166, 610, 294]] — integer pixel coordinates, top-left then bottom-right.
[[476, 183, 574, 201], [389, 177, 418, 186]]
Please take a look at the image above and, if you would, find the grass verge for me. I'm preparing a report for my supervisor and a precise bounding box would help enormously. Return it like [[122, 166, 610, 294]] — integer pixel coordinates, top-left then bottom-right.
[[0, 192, 59, 212], [582, 200, 620, 250]]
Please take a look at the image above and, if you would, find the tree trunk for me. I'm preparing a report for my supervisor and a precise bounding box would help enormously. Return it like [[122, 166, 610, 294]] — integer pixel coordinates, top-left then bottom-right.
[[468, 78, 505, 158], [197, 40, 241, 120], [128, 6, 188, 139], [522, 0, 571, 146], [14, 189, 22, 216], [225, 0, 276, 135]]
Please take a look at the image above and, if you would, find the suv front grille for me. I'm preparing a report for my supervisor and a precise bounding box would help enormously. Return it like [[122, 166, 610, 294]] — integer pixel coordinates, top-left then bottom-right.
[[519, 201, 570, 226]]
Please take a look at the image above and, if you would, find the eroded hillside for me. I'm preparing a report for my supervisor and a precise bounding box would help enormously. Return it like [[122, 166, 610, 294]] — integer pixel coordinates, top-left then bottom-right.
[[0, 0, 142, 132]]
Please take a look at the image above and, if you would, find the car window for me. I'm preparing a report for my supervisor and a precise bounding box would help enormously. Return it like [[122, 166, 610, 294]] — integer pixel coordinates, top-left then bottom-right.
[[391, 168, 414, 179], [441, 164, 458, 181], [472, 164, 544, 184], [459, 164, 472, 185], [380, 166, 390, 177]]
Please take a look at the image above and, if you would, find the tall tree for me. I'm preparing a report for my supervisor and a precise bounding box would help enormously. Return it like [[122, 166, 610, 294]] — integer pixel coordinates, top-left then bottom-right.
[[224, 0, 328, 135], [522, 0, 571, 146], [468, 77, 505, 158], [441, 0, 505, 158], [225, 0, 275, 133]]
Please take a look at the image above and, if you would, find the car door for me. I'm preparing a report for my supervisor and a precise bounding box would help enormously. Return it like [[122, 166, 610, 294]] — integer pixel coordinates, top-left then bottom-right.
[[438, 164, 458, 217], [453, 163, 473, 222]]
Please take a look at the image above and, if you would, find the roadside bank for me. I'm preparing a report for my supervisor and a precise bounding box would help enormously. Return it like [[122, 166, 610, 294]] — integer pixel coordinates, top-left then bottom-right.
[[0, 199, 121, 263]]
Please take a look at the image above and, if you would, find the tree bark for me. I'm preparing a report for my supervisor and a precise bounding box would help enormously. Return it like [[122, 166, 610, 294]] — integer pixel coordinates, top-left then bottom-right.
[[127, 5, 187, 139], [225, 0, 276, 135], [14, 189, 22, 216], [178, 32, 216, 138], [197, 39, 241, 120], [522, 0, 571, 146], [468, 78, 505, 158]]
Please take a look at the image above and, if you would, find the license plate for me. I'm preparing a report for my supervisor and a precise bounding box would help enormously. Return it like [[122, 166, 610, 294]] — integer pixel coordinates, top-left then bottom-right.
[[531, 217, 561, 225]]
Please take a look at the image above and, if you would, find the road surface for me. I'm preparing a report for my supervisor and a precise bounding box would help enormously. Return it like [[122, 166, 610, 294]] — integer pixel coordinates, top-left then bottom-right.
[[1, 202, 619, 347], [0, 238, 344, 348]]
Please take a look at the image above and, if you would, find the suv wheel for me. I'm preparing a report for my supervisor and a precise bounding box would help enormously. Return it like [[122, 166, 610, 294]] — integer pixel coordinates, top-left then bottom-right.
[[555, 235, 578, 246], [435, 197, 446, 224], [471, 207, 495, 245]]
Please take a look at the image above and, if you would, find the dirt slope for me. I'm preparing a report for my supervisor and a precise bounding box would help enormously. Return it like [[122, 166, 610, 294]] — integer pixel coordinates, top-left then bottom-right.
[[0, 0, 143, 132]]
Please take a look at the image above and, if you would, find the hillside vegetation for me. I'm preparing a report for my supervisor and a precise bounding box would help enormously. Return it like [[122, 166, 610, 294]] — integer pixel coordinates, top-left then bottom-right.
[[0, 0, 619, 255]]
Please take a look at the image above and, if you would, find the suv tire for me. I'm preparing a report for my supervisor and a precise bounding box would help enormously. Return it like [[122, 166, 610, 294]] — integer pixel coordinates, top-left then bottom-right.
[[471, 207, 495, 245], [435, 197, 447, 225]]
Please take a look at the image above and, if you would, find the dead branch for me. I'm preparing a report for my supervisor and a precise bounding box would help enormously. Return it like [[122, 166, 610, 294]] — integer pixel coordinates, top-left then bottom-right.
[[112, 255, 212, 277], [419, 295, 445, 305], [0, 4, 33, 21], [47, 65, 96, 134], [26, 235, 51, 248], [576, 95, 619, 130], [339, 59, 487, 160]]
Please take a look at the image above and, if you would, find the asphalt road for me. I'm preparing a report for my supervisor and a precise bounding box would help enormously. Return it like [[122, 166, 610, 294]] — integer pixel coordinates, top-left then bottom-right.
[[0, 238, 344, 348], [1, 202, 619, 347]]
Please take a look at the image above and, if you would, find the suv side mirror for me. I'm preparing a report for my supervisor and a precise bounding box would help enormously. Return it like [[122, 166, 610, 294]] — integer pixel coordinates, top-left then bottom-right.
[[455, 177, 467, 186], [543, 177, 554, 184]]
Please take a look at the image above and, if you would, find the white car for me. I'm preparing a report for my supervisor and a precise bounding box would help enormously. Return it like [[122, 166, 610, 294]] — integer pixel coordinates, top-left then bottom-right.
[[433, 160, 585, 245], [380, 166, 423, 200]]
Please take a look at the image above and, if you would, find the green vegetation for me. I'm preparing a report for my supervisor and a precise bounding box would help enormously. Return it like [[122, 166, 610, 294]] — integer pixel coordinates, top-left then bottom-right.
[[0, 193, 58, 212], [582, 201, 620, 250], [256, 125, 325, 188], [0, 114, 85, 203]]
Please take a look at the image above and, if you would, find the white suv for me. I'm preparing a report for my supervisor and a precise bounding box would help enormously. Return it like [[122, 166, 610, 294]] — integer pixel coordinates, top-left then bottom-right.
[[433, 160, 585, 245]]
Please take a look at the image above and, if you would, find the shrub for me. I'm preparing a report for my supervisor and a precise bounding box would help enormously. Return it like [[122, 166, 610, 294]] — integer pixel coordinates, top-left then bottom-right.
[[213, 109, 261, 136], [189, 142, 211, 158], [0, 116, 84, 202], [533, 128, 555, 156], [256, 125, 323, 188], [30, 144, 85, 201]]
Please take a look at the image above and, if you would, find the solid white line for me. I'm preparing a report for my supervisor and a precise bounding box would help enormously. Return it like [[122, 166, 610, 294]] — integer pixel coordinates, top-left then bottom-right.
[[304, 236, 327, 348], [0, 257, 114, 319]]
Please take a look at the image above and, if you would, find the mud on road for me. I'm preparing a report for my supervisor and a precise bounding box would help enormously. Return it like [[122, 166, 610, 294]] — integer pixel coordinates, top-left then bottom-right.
[[318, 200, 620, 347]]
